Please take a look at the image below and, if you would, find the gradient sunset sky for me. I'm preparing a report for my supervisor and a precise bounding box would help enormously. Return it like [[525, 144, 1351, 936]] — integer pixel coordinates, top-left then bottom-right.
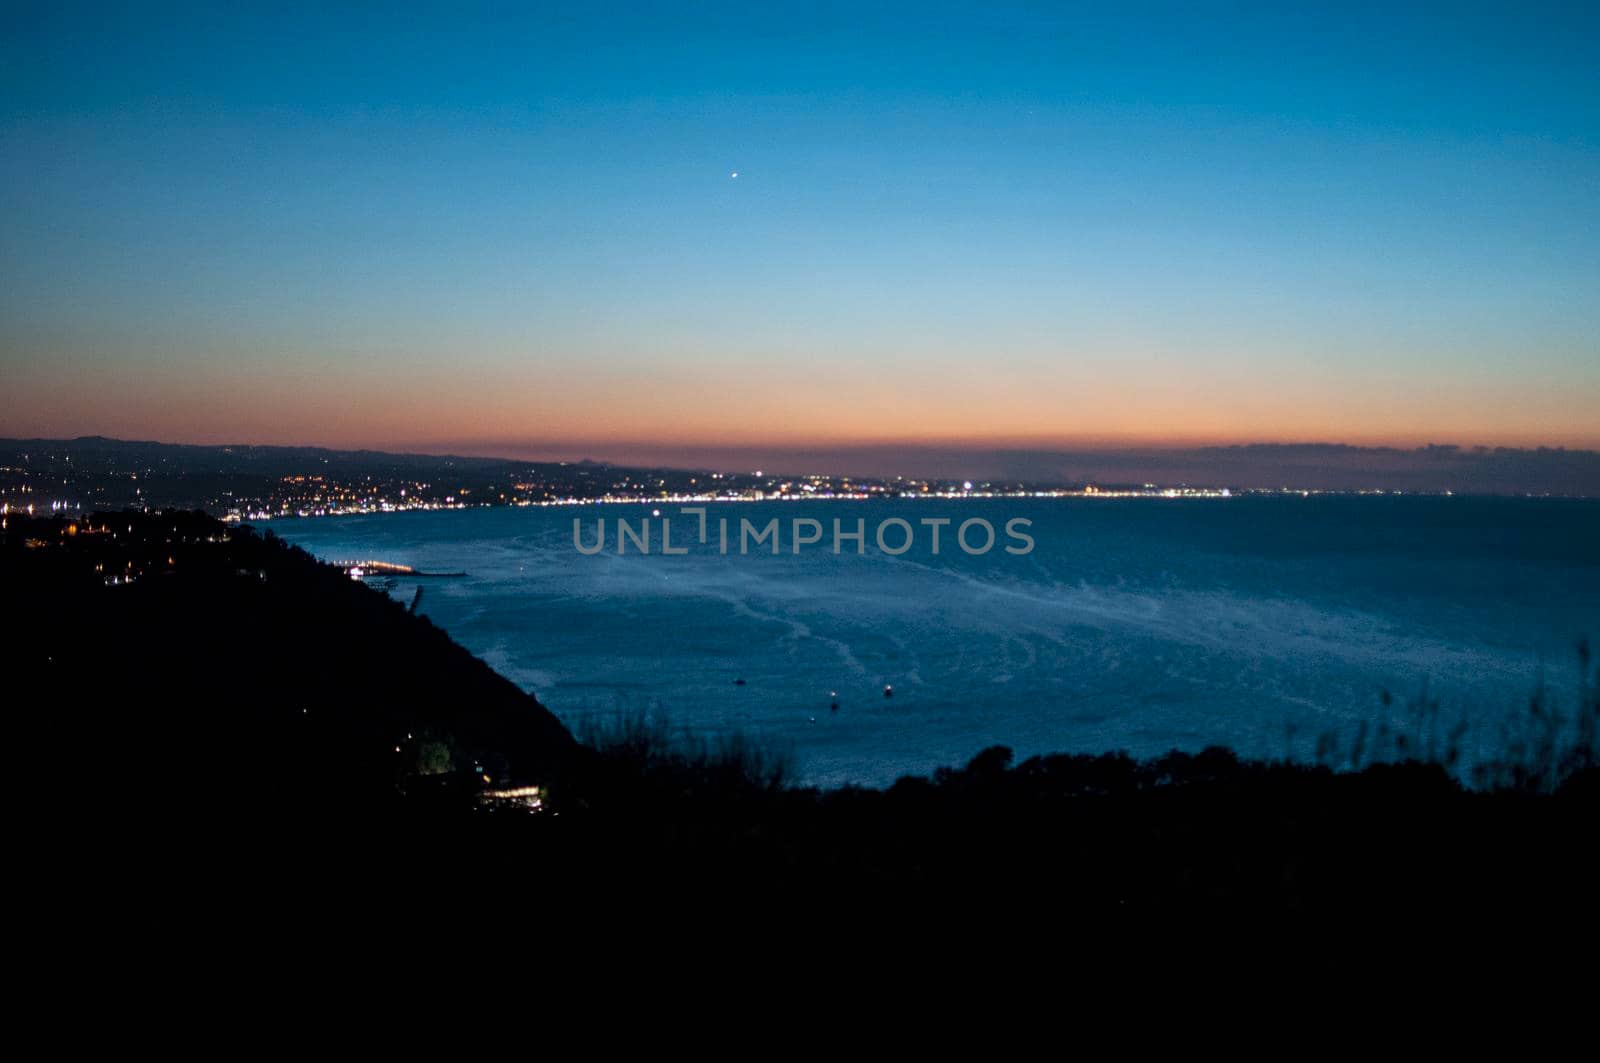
[[2, 3, 1597, 464]]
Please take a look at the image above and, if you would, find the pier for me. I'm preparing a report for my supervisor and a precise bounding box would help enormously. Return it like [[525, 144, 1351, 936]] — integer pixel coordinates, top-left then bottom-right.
[[331, 559, 467, 579]]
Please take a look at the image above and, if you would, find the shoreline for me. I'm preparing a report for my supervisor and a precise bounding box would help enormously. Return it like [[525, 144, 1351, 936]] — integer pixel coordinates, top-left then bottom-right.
[[231, 485, 1549, 524]]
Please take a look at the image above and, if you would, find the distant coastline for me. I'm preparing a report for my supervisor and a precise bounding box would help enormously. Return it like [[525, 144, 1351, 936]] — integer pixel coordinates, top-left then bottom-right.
[[6, 435, 1597, 521]]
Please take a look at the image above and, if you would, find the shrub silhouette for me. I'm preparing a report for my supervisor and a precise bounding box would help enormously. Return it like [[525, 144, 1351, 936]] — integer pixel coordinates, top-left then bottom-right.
[[1314, 640, 1598, 793]]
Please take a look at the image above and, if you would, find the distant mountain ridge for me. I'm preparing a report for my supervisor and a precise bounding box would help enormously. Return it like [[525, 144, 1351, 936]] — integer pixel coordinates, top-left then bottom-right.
[[1, 435, 557, 473], [0, 435, 726, 513], [5, 435, 1600, 496]]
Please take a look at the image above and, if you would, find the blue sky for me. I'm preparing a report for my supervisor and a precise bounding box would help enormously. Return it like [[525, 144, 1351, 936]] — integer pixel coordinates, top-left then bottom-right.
[[2, 3, 1596, 455]]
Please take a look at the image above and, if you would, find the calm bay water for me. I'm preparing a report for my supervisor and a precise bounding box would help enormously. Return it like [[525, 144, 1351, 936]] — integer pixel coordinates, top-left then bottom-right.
[[276, 497, 1600, 786]]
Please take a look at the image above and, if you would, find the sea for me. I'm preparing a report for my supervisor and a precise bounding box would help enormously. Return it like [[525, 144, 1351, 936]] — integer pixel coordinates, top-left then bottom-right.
[[275, 496, 1600, 787]]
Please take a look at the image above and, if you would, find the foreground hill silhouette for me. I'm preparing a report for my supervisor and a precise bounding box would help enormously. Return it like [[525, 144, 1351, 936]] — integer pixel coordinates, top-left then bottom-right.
[[7, 509, 1595, 917], [5, 509, 580, 813]]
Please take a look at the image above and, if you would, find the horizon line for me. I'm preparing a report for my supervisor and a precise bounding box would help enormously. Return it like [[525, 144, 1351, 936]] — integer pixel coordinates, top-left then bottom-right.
[[8, 431, 1600, 464]]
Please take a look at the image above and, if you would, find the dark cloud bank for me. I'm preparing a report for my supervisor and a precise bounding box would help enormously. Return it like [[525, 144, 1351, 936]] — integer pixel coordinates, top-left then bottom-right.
[[985, 444, 1600, 496], [533, 443, 1600, 496]]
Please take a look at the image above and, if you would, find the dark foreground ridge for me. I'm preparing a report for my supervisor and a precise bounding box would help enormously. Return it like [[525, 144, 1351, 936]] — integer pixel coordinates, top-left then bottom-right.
[[7, 509, 1595, 920], [6, 508, 581, 806]]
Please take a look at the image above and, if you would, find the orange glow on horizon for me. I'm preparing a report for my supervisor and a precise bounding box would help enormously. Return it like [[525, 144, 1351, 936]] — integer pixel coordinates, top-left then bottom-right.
[[5, 355, 1597, 459]]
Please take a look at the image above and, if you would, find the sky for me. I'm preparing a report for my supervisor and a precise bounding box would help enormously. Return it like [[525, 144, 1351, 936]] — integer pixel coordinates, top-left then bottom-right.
[[2, 2, 1597, 470]]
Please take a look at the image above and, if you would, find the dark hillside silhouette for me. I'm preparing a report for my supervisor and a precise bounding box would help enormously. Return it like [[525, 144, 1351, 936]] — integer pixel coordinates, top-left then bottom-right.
[[5, 510, 580, 817]]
